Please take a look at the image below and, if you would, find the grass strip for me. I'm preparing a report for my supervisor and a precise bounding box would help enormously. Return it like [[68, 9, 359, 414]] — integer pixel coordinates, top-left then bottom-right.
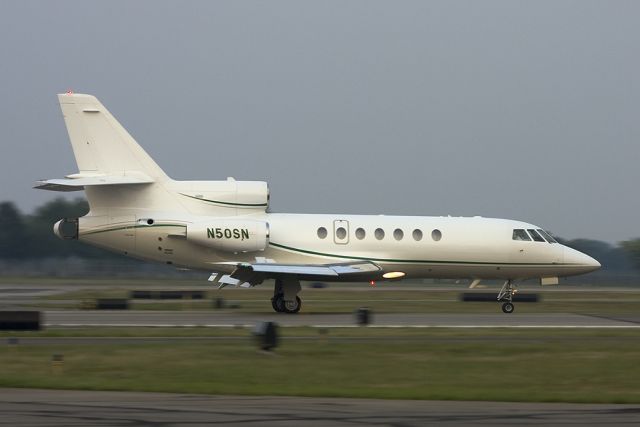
[[1, 328, 639, 403]]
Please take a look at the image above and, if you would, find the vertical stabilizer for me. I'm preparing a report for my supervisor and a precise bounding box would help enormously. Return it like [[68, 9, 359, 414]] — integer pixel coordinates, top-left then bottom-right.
[[57, 93, 169, 181]]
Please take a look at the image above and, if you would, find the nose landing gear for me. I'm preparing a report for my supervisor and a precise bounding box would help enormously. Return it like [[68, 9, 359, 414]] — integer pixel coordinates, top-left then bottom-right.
[[501, 302, 515, 314], [497, 280, 517, 314]]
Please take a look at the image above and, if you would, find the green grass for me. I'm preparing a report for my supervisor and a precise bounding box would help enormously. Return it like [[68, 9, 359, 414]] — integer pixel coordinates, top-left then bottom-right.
[[32, 287, 640, 315], [4, 277, 640, 402], [0, 326, 249, 338], [7, 275, 640, 314], [0, 277, 206, 286], [2, 326, 639, 339], [1, 328, 640, 403]]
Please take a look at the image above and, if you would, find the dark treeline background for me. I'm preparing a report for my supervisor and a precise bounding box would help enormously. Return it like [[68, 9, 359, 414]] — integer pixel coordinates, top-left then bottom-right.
[[1, 198, 639, 283], [1, 199, 100, 259], [0, 199, 186, 278]]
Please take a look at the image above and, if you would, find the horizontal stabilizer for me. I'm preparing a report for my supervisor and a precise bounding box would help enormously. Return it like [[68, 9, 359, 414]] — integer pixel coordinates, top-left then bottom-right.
[[34, 172, 154, 192]]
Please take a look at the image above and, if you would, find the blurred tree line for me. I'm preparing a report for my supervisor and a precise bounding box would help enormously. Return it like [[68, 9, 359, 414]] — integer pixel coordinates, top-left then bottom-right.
[[1, 198, 640, 275], [0, 198, 116, 260], [556, 238, 635, 272]]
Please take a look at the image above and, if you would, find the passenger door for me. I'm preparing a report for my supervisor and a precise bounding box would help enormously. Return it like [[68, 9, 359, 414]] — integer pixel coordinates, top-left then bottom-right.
[[333, 220, 349, 245]]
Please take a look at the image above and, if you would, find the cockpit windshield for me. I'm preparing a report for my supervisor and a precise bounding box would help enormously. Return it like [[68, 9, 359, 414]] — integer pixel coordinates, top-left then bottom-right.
[[527, 229, 546, 242], [537, 229, 558, 243], [512, 228, 558, 243], [512, 229, 531, 241]]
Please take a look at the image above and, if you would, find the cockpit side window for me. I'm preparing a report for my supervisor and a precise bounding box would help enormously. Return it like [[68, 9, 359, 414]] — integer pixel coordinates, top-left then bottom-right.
[[527, 229, 546, 242], [537, 229, 557, 243], [512, 229, 531, 241]]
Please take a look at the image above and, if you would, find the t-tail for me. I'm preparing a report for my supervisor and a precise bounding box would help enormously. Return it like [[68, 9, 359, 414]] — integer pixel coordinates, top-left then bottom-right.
[[36, 93, 269, 222], [35, 93, 171, 210]]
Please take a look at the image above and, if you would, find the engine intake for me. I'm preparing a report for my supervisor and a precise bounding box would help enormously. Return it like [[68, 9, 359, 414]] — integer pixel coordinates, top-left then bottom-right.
[[53, 218, 79, 240]]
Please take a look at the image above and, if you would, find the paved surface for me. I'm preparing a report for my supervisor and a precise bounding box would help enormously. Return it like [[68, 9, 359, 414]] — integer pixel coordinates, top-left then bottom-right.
[[1, 388, 639, 426], [4, 282, 640, 328], [43, 310, 640, 328]]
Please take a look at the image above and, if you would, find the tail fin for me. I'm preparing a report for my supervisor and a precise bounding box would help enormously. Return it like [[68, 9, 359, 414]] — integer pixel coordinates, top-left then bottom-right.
[[57, 93, 169, 181]]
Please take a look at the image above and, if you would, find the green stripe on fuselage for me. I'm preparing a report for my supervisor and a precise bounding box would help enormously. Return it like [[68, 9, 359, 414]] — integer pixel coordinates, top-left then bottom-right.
[[82, 223, 186, 236], [179, 193, 268, 207], [268, 241, 570, 266]]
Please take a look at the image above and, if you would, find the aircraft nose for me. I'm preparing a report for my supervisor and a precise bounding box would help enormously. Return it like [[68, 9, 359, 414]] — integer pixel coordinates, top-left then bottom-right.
[[563, 246, 601, 273]]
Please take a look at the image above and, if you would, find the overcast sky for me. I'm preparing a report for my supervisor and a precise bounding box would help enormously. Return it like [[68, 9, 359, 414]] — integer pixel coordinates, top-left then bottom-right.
[[1, 1, 638, 243]]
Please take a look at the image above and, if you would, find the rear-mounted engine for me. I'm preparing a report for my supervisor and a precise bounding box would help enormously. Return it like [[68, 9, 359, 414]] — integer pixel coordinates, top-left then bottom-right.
[[53, 218, 79, 240]]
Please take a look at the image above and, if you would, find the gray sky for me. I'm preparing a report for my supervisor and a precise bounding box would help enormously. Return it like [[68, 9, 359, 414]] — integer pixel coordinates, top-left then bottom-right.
[[1, 1, 638, 243]]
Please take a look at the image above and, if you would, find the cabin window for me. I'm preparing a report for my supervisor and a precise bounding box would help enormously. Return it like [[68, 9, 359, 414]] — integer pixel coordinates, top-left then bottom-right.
[[432, 229, 442, 241], [527, 229, 546, 242], [375, 228, 385, 240], [537, 229, 557, 243], [336, 227, 347, 240], [412, 229, 423, 241], [393, 228, 404, 241], [355, 227, 366, 240], [512, 229, 531, 241], [317, 227, 328, 239]]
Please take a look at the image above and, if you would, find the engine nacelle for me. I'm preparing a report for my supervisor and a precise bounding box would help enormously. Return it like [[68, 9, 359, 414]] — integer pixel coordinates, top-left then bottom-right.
[[53, 218, 79, 240], [187, 219, 269, 252], [176, 180, 269, 213]]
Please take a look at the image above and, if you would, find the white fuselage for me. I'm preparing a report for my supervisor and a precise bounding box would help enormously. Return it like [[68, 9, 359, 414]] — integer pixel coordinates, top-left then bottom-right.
[[74, 207, 598, 282], [42, 93, 600, 287]]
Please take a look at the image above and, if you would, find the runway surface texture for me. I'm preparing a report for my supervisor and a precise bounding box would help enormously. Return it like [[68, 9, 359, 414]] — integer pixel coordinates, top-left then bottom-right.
[[43, 310, 640, 328], [1, 388, 639, 427]]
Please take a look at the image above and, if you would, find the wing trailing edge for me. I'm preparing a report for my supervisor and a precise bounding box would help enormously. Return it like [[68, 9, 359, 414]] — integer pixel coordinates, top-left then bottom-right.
[[209, 261, 382, 289]]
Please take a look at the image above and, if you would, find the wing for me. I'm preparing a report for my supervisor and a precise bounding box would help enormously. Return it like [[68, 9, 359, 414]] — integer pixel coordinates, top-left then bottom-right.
[[209, 261, 382, 288]]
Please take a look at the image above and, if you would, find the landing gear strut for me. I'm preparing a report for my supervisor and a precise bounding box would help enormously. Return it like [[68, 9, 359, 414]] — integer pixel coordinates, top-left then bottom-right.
[[497, 280, 516, 314], [271, 278, 302, 314]]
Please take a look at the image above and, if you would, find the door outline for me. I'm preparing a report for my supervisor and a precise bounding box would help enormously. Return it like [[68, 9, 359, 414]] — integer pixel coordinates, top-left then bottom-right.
[[333, 220, 349, 245]]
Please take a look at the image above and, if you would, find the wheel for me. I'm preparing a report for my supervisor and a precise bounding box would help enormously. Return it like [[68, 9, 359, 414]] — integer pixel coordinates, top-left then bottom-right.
[[501, 302, 515, 314], [271, 295, 285, 313], [275, 296, 287, 313], [283, 296, 302, 314]]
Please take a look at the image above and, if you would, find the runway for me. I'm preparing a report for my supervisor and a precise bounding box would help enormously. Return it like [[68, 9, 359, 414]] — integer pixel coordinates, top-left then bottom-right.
[[1, 388, 638, 426], [43, 310, 640, 328]]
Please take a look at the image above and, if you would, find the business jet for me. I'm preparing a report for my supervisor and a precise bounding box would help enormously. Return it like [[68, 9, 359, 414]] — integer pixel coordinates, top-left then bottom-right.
[[35, 93, 600, 314]]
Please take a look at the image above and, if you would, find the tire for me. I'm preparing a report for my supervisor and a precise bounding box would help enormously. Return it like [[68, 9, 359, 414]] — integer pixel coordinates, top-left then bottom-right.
[[501, 302, 515, 314], [275, 296, 286, 313], [283, 296, 302, 314], [272, 296, 286, 313], [271, 297, 280, 312]]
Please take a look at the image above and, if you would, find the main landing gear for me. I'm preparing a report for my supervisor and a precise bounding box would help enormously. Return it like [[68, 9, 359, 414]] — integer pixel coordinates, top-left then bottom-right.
[[497, 279, 516, 314], [271, 278, 302, 314]]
